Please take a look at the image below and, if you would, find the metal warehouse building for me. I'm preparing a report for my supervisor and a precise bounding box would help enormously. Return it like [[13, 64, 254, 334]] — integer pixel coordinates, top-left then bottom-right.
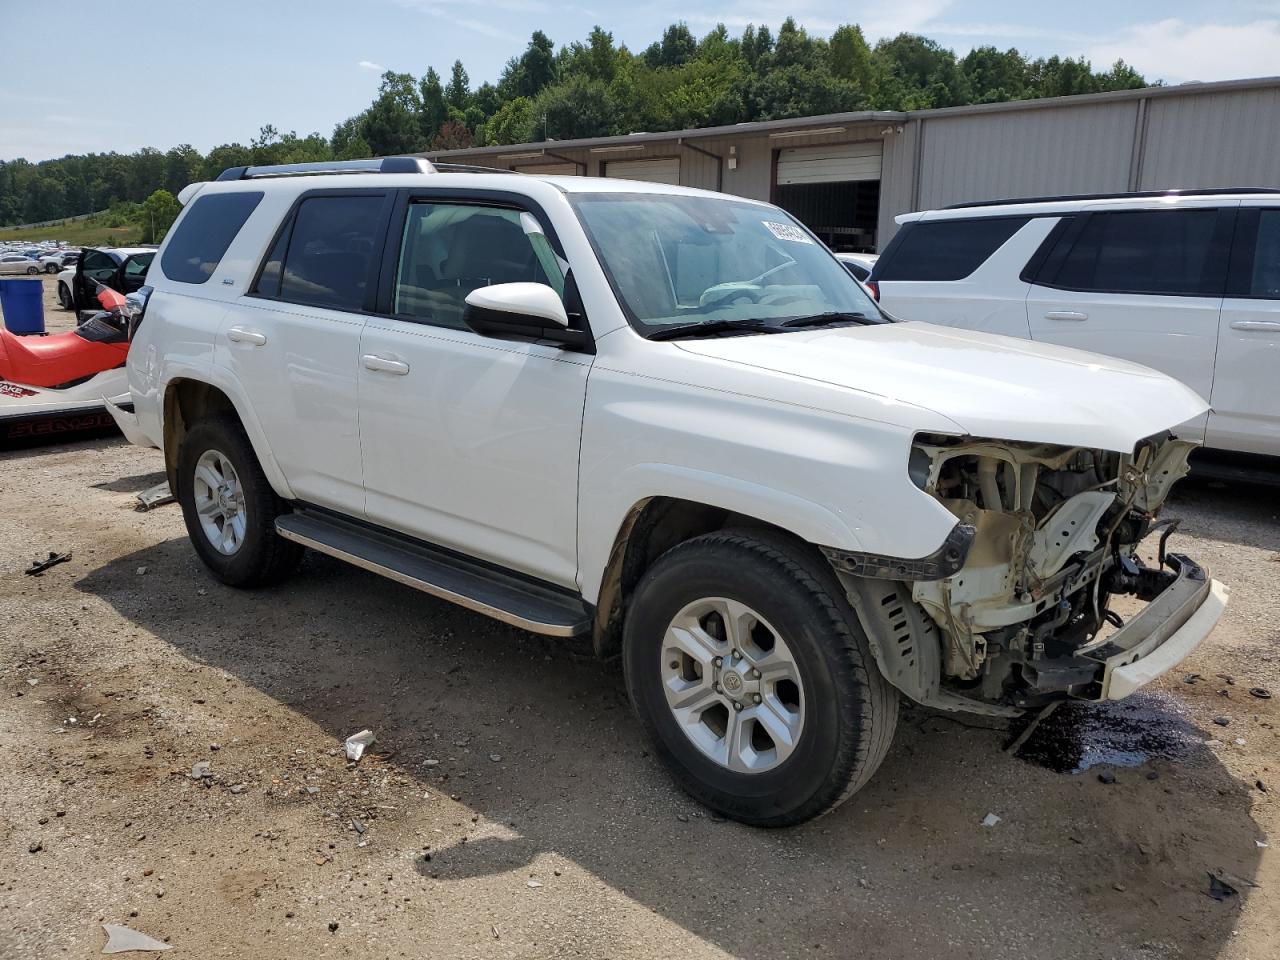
[[423, 75, 1280, 252]]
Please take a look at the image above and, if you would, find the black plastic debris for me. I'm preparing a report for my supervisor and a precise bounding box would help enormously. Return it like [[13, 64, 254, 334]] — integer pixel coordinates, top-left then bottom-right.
[[25, 552, 71, 576], [1098, 772, 1117, 785], [1207, 874, 1237, 902], [1249, 687, 1272, 700]]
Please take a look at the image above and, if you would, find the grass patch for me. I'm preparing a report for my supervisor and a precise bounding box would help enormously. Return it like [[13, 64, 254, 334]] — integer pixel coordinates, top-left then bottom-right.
[[0, 220, 143, 247]]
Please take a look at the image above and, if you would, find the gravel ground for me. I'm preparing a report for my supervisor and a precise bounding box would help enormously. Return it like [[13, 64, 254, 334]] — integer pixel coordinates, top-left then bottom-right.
[[0, 437, 1276, 959]]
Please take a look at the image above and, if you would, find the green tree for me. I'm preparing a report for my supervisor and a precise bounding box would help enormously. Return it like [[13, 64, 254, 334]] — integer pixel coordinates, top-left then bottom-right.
[[431, 119, 474, 151], [163, 145, 202, 195], [362, 71, 423, 155], [532, 76, 615, 140], [137, 188, 181, 243], [486, 97, 537, 145], [830, 25, 874, 92], [446, 60, 470, 110]]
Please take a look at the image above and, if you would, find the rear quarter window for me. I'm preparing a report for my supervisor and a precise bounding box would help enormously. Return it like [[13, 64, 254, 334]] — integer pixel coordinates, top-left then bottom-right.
[[161, 191, 263, 284], [875, 216, 1030, 282]]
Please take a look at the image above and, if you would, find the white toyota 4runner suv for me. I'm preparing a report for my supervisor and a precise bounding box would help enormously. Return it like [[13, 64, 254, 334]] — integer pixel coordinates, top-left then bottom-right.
[[110, 158, 1228, 826]]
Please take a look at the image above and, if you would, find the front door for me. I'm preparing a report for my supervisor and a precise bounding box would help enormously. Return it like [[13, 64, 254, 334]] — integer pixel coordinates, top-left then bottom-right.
[[357, 195, 590, 589], [1025, 205, 1235, 442], [76, 249, 119, 310], [1210, 207, 1280, 455], [215, 190, 392, 511]]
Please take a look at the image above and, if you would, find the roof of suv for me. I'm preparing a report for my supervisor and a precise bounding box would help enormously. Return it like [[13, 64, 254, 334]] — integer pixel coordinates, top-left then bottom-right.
[[902, 188, 1280, 223]]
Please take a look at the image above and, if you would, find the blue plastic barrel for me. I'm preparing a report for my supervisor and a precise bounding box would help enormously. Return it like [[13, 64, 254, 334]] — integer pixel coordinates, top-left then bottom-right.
[[0, 278, 46, 335]]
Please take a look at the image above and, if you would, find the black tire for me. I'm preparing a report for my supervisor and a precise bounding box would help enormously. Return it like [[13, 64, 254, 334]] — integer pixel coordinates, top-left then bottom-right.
[[57, 283, 72, 310], [25, 265, 38, 275], [45, 263, 58, 274], [175, 415, 303, 587], [623, 529, 898, 827]]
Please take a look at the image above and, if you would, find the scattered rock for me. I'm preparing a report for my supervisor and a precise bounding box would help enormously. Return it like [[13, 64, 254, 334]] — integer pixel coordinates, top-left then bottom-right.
[[328, 921, 339, 933], [526, 879, 543, 889], [1113, 882, 1126, 892], [351, 819, 366, 835], [1257, 779, 1268, 793], [1098, 772, 1117, 785], [980, 813, 1001, 827], [28, 840, 42, 854], [1183, 674, 1202, 684], [136, 566, 147, 576], [675, 813, 690, 823], [423, 759, 440, 767], [489, 754, 502, 763], [229, 784, 247, 795], [1146, 771, 1160, 781], [189, 761, 212, 780], [1213, 716, 1230, 727]]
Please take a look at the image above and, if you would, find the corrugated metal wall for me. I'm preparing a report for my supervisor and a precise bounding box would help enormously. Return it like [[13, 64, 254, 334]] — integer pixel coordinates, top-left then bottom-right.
[[1139, 87, 1280, 189], [914, 101, 1138, 209]]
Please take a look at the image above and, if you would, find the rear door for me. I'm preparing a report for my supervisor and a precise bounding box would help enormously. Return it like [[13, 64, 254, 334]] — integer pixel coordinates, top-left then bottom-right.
[[1024, 204, 1235, 440], [872, 215, 1054, 336], [1210, 206, 1280, 454], [219, 189, 394, 511]]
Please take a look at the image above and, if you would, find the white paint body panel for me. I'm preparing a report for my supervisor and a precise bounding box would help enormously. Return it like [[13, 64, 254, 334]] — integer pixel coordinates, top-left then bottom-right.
[[127, 171, 1213, 612]]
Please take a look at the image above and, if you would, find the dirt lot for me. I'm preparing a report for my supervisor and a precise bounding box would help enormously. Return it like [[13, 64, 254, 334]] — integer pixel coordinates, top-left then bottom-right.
[[1, 437, 1276, 959]]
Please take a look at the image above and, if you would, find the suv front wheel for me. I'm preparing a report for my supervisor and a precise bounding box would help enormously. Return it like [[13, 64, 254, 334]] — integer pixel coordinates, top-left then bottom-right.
[[623, 529, 899, 826], [176, 415, 303, 587]]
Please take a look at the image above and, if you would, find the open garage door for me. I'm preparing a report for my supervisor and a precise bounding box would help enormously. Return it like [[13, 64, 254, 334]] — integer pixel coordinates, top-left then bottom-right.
[[515, 162, 578, 176], [774, 142, 882, 252], [605, 157, 681, 185]]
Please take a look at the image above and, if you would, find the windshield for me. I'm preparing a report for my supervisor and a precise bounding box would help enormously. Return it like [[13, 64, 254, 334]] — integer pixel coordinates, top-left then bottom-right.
[[570, 193, 884, 336]]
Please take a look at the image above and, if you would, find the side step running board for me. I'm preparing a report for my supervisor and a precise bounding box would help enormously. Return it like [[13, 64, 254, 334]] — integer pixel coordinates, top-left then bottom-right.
[[276, 511, 591, 637]]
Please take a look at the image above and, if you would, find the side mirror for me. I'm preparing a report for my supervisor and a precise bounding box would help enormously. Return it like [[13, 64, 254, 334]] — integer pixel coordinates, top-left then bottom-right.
[[462, 282, 590, 351]]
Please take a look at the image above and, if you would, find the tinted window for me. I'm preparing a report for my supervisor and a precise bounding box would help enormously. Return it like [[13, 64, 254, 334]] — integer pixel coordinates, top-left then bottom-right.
[[81, 250, 117, 284], [393, 202, 563, 328], [162, 192, 262, 284], [876, 217, 1029, 282], [253, 227, 290, 299], [1050, 209, 1225, 296], [1250, 210, 1280, 298], [123, 253, 153, 278], [279, 195, 384, 312]]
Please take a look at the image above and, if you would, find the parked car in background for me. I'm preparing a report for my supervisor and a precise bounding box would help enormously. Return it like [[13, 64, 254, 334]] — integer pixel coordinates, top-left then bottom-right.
[[109, 158, 1226, 826], [56, 247, 155, 312], [38, 250, 78, 273], [835, 252, 877, 282], [869, 189, 1280, 457], [0, 254, 41, 276]]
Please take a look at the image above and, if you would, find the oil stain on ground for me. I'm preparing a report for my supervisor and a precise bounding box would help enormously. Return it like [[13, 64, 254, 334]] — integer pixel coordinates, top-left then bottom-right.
[[1014, 691, 1206, 774]]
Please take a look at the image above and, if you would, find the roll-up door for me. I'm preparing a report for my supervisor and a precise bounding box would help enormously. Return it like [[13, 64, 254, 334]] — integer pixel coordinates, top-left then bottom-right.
[[515, 162, 578, 176], [604, 157, 681, 185], [776, 142, 882, 185]]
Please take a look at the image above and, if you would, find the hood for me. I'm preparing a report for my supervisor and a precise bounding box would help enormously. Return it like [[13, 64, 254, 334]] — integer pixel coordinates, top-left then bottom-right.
[[675, 321, 1210, 452]]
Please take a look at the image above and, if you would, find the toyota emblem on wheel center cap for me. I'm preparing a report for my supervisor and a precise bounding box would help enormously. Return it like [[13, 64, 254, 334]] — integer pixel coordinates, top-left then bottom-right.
[[722, 671, 744, 693]]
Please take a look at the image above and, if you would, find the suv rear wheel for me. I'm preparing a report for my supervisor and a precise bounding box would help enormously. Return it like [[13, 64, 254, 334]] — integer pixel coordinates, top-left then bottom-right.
[[57, 282, 72, 310], [623, 529, 898, 826], [176, 415, 303, 587]]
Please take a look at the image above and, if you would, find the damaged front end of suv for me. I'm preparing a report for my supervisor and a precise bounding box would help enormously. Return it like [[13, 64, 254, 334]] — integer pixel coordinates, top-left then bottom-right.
[[827, 433, 1228, 716]]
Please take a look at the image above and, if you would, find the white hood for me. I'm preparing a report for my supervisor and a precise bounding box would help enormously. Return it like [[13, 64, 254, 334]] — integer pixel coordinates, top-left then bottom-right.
[[675, 321, 1210, 452]]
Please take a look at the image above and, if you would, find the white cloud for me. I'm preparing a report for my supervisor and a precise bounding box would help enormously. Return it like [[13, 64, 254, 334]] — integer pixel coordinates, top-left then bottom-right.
[[1084, 18, 1280, 82], [357, 60, 385, 72]]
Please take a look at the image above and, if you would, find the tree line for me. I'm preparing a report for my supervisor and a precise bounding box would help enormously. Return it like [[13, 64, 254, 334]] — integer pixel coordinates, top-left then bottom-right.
[[0, 19, 1150, 226]]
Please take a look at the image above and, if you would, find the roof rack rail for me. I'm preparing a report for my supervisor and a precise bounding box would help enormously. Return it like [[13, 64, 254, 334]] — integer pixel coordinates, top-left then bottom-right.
[[431, 162, 518, 175], [943, 187, 1280, 210], [215, 157, 436, 181]]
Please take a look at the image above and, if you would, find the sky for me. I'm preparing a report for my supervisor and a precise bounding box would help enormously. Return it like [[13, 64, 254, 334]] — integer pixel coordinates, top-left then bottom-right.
[[2, 0, 1279, 161]]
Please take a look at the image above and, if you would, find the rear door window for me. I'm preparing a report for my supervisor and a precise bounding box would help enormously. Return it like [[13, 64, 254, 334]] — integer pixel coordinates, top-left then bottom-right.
[[875, 217, 1030, 282], [1248, 209, 1280, 298], [161, 191, 263, 284], [275, 195, 385, 312], [1045, 209, 1228, 296]]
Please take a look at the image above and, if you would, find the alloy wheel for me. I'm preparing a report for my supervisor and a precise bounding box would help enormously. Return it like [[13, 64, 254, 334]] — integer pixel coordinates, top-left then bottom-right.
[[661, 597, 805, 773], [192, 449, 247, 556]]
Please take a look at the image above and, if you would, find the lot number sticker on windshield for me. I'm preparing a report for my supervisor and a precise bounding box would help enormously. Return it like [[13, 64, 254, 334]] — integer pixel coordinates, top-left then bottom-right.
[[762, 221, 813, 244]]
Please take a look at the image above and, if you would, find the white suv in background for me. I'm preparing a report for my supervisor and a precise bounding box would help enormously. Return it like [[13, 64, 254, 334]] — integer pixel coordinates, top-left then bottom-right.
[[868, 190, 1280, 458], [109, 159, 1226, 826]]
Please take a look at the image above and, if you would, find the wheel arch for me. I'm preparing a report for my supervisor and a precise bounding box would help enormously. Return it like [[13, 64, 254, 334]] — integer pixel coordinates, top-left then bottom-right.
[[161, 377, 294, 500], [588, 495, 835, 659]]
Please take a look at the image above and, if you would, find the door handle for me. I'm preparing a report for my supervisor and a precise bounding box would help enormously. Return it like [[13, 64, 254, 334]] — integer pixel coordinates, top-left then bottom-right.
[[1229, 320, 1280, 332], [362, 354, 410, 375], [227, 327, 267, 346], [1045, 311, 1088, 321]]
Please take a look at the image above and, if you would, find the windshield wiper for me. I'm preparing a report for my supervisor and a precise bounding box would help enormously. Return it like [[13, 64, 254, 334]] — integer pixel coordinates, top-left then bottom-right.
[[778, 311, 875, 328], [647, 318, 780, 341]]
